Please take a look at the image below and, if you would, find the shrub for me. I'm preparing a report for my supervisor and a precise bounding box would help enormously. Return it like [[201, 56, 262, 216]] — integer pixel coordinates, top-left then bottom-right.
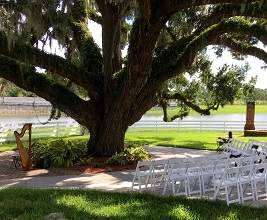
[[107, 143, 151, 165], [33, 138, 87, 167]]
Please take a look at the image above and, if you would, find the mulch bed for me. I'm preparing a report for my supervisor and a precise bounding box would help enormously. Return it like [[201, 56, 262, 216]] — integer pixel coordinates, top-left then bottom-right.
[[71, 157, 137, 174], [0, 151, 136, 179], [76, 164, 136, 174]]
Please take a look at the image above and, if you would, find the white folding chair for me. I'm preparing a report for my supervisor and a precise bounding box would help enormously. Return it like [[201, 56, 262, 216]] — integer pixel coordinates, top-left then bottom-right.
[[187, 168, 202, 196], [150, 159, 169, 190], [185, 159, 202, 196], [131, 160, 153, 191], [162, 158, 186, 195], [201, 157, 228, 194], [253, 163, 267, 200], [213, 166, 241, 205], [169, 165, 188, 196], [239, 164, 255, 203]]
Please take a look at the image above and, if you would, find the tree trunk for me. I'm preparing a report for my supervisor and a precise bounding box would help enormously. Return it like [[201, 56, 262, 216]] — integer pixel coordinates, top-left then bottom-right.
[[87, 118, 128, 156]]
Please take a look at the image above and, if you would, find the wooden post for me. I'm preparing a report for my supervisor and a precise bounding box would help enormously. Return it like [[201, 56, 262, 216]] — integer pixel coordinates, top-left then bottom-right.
[[244, 101, 255, 131]]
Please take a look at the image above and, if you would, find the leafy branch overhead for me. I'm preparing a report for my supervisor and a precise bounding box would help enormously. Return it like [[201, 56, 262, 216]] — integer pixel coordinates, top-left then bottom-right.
[[1, 0, 267, 155]]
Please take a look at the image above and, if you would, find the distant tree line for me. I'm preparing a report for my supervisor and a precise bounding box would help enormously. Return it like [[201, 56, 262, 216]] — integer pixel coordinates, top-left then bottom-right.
[[248, 88, 267, 104], [0, 79, 35, 97], [2, 77, 267, 105]]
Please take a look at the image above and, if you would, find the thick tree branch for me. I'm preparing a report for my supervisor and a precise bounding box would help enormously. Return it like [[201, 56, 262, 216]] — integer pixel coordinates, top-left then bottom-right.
[[123, 7, 170, 106], [0, 32, 102, 98], [154, 20, 267, 82], [215, 37, 267, 63], [158, 98, 189, 122], [70, 1, 103, 75], [195, 1, 267, 35], [0, 55, 98, 126], [162, 92, 219, 116], [161, 0, 256, 14], [137, 0, 151, 24], [96, 0, 125, 92], [165, 25, 177, 42], [88, 10, 103, 24]]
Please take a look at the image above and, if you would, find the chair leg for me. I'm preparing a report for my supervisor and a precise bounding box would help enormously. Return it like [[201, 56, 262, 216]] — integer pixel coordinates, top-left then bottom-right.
[[251, 180, 255, 201], [145, 176, 149, 189], [185, 179, 188, 196], [172, 180, 176, 195], [198, 176, 202, 196], [201, 175, 205, 195], [187, 178, 191, 196], [162, 178, 169, 195], [239, 183, 244, 204], [213, 185, 220, 200], [225, 186, 230, 206], [131, 175, 136, 191], [236, 183, 241, 204], [138, 176, 141, 191], [265, 178, 267, 199], [254, 181, 259, 201]]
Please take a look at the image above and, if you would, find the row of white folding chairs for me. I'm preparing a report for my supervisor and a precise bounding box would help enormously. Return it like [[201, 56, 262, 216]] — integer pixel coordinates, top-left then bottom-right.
[[248, 139, 267, 156], [162, 155, 261, 197], [213, 161, 267, 205], [131, 159, 168, 191], [131, 153, 232, 192], [223, 139, 254, 156], [131, 154, 229, 190]]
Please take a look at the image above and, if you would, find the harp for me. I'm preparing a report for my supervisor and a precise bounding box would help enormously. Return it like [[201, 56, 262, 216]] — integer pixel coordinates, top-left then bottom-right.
[[14, 123, 33, 170]]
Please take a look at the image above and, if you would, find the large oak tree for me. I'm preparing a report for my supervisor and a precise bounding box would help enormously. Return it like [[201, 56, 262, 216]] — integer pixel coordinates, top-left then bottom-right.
[[0, 0, 267, 156]]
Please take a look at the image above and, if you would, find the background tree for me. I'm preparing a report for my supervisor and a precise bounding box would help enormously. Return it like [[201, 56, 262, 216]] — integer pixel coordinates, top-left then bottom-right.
[[1, 0, 267, 156]]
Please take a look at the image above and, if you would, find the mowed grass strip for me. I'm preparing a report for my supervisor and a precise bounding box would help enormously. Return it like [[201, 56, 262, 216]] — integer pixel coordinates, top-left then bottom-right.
[[0, 188, 266, 220], [126, 130, 267, 151], [3, 130, 267, 152], [146, 104, 267, 116]]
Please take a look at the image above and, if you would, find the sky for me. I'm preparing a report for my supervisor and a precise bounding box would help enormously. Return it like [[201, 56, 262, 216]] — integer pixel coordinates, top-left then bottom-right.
[[44, 20, 267, 89], [88, 20, 267, 89], [207, 48, 267, 89]]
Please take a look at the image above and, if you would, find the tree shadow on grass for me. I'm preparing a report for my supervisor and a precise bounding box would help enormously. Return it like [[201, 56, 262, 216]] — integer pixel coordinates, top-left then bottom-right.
[[161, 140, 217, 150], [127, 137, 175, 145], [0, 188, 267, 220], [128, 139, 217, 151]]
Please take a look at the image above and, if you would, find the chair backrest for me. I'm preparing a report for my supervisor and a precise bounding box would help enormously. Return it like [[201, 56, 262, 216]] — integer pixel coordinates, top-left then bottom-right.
[[241, 141, 251, 151], [249, 139, 267, 150], [224, 166, 240, 180], [153, 159, 169, 172], [253, 163, 267, 177], [14, 123, 32, 170], [168, 163, 187, 176], [239, 156, 255, 166], [135, 160, 154, 173], [239, 164, 254, 178]]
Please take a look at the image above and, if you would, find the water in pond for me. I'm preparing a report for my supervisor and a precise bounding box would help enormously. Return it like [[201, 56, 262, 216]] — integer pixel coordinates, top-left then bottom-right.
[[2, 113, 267, 125], [141, 113, 267, 122]]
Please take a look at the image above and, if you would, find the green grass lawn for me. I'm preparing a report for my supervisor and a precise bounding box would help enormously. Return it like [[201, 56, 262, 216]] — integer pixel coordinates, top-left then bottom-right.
[[3, 130, 267, 152], [126, 130, 223, 150], [146, 104, 267, 116], [126, 130, 267, 150], [0, 188, 266, 220]]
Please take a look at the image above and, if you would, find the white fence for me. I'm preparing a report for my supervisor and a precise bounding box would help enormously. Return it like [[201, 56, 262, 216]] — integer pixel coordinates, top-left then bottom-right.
[[129, 120, 267, 132], [1, 120, 267, 144], [0, 121, 82, 143]]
